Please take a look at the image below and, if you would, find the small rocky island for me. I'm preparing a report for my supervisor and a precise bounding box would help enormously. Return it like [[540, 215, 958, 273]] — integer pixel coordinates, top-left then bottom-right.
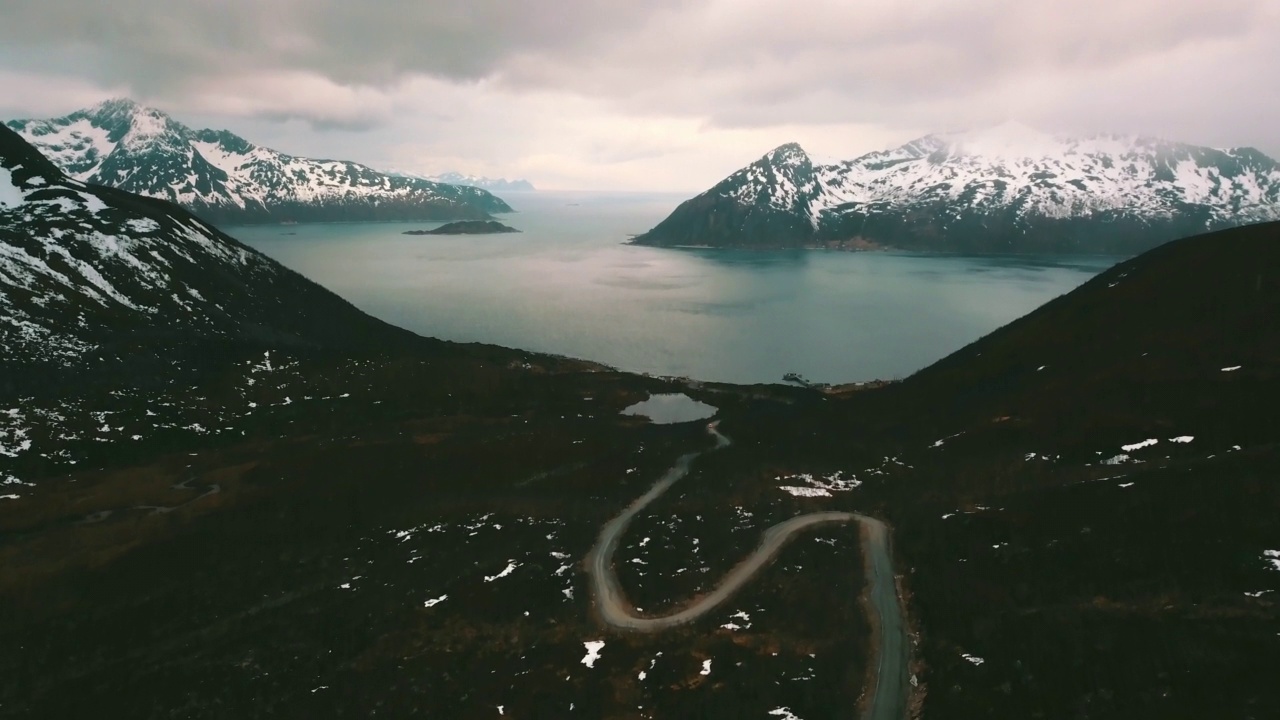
[[403, 220, 520, 235]]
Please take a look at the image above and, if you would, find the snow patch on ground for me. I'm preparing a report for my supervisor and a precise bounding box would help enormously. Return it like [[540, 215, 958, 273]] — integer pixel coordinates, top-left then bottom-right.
[[930, 431, 966, 448], [1264, 550, 1280, 572], [769, 709, 804, 720], [1121, 438, 1159, 452], [423, 594, 447, 608], [780, 486, 832, 497], [483, 560, 520, 582], [699, 659, 712, 676], [581, 640, 605, 669], [1222, 366, 1242, 372], [776, 470, 861, 496], [961, 653, 985, 666], [1169, 435, 1194, 443]]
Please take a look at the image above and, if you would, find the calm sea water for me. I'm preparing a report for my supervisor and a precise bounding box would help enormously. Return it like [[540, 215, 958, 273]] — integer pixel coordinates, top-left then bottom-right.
[[229, 191, 1119, 385]]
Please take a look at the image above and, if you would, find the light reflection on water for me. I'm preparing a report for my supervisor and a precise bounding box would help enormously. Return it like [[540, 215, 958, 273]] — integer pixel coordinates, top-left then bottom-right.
[[621, 393, 718, 425]]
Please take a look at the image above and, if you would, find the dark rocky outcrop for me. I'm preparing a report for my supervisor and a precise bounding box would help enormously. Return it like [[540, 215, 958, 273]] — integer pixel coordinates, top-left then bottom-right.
[[403, 220, 521, 235]]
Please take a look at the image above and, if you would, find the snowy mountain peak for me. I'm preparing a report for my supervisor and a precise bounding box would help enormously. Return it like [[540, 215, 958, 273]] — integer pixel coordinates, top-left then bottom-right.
[[635, 128, 1280, 253], [930, 121, 1061, 160], [83, 98, 144, 129], [6, 100, 512, 225], [760, 142, 811, 168]]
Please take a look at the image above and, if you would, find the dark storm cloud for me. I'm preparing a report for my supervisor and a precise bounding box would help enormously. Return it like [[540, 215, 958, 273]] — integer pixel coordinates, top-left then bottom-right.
[[493, 0, 1277, 131], [1, 0, 1277, 188], [0, 1, 692, 89]]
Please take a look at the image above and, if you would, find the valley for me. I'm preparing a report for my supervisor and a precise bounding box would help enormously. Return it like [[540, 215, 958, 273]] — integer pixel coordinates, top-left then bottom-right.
[[2, 90, 1278, 719]]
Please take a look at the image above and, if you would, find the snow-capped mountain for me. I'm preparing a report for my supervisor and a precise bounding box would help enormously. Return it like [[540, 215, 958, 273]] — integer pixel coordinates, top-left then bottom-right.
[[5, 99, 512, 226], [392, 170, 535, 193], [633, 124, 1280, 254], [0, 123, 409, 385]]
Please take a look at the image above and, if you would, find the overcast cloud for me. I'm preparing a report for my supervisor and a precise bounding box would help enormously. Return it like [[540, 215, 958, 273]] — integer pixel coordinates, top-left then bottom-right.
[[1, 0, 1277, 190]]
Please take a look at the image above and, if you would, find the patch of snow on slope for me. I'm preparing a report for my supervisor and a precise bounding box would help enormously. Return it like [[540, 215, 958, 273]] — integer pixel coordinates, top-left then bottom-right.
[[118, 107, 174, 150], [13, 118, 116, 179], [78, 191, 107, 214], [125, 218, 160, 233], [1121, 439, 1159, 452], [0, 167, 23, 208], [769, 709, 804, 720]]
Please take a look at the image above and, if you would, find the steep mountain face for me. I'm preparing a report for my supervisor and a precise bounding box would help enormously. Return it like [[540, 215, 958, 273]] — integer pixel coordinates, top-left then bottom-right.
[[404, 170, 536, 193], [6, 99, 512, 226], [638, 143, 821, 248], [634, 124, 1280, 253], [0, 124, 412, 390]]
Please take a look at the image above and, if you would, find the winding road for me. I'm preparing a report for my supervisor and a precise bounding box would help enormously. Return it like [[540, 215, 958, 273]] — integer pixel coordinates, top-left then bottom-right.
[[585, 422, 910, 720]]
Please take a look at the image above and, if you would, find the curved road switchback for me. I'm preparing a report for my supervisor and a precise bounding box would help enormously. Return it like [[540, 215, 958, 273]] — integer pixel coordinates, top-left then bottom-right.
[[585, 422, 910, 720]]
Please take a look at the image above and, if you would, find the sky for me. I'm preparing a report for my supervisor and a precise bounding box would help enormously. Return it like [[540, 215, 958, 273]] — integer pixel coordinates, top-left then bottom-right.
[[1, 0, 1277, 191]]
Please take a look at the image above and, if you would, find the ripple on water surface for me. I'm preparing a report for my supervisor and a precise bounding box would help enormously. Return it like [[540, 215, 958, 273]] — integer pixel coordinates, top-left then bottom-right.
[[621, 393, 717, 424]]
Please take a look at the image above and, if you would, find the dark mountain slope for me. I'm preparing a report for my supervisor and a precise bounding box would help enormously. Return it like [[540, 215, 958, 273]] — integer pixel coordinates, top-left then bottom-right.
[[0, 124, 422, 396], [863, 220, 1278, 458], [831, 221, 1280, 719], [635, 143, 821, 248]]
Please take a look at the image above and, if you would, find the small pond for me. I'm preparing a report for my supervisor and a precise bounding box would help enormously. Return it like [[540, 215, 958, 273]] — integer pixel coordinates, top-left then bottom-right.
[[620, 393, 718, 425]]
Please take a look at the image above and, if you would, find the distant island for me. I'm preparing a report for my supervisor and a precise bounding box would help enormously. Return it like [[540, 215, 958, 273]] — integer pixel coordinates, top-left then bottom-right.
[[403, 220, 521, 235]]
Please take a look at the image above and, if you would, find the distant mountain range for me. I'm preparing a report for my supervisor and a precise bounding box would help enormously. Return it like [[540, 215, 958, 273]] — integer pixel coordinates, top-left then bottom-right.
[[633, 123, 1280, 254], [391, 170, 535, 193], [0, 123, 411, 387], [5, 99, 512, 226]]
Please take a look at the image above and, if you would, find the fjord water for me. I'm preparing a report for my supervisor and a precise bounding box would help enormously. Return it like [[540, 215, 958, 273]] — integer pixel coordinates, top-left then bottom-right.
[[230, 191, 1118, 385]]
